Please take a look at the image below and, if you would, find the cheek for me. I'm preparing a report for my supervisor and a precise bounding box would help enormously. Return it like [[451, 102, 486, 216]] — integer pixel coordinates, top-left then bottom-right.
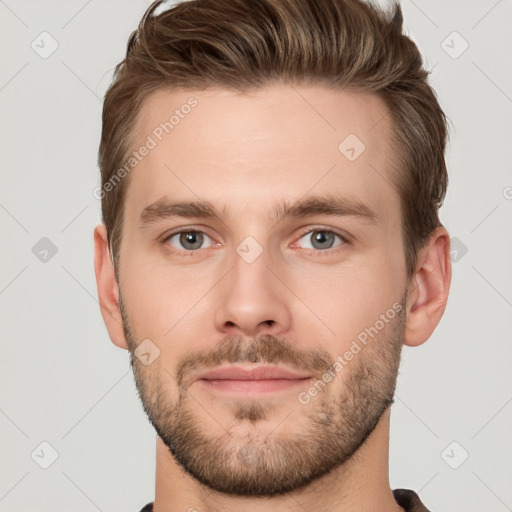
[[120, 249, 215, 336], [286, 259, 403, 345]]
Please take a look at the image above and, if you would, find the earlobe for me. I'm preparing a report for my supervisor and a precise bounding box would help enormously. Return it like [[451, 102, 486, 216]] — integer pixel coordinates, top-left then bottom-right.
[[403, 226, 452, 347], [93, 223, 128, 350]]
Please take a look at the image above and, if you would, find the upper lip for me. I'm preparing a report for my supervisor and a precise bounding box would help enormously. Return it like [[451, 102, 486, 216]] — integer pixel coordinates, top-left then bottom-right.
[[196, 365, 312, 381]]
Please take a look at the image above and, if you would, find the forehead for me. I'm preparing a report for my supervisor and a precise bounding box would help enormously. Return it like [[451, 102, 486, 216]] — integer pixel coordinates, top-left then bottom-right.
[[125, 84, 400, 221]]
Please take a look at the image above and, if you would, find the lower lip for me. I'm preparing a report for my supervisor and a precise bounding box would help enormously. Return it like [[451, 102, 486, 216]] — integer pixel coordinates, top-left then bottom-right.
[[199, 378, 311, 394]]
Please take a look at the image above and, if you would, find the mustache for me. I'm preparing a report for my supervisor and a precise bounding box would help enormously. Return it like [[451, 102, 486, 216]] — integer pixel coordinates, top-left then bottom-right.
[[176, 334, 334, 388]]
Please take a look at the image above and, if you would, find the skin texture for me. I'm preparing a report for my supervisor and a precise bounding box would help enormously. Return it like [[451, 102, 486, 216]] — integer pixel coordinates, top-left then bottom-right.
[[94, 84, 451, 512]]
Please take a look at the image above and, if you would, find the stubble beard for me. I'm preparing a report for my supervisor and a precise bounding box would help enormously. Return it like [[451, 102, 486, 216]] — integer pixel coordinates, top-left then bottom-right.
[[120, 295, 406, 497]]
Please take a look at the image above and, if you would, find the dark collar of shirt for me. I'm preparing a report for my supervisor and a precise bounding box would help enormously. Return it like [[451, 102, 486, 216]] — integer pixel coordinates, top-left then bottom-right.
[[138, 488, 431, 511]]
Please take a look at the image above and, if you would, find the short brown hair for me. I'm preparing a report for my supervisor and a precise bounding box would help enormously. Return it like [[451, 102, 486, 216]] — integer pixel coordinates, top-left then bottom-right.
[[98, 0, 448, 280]]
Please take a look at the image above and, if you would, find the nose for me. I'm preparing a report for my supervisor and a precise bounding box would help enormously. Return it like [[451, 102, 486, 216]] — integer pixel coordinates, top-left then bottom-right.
[[213, 244, 292, 338]]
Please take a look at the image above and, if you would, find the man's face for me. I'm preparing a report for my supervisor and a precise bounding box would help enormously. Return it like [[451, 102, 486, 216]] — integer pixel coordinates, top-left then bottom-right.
[[117, 84, 409, 496]]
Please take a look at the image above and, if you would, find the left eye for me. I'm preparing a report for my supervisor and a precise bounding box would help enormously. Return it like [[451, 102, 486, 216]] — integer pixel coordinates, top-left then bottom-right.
[[295, 230, 345, 250], [166, 231, 214, 251]]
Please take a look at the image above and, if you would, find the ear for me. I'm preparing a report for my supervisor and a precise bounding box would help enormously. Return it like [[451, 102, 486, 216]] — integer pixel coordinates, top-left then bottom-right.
[[93, 223, 128, 350], [403, 226, 452, 347]]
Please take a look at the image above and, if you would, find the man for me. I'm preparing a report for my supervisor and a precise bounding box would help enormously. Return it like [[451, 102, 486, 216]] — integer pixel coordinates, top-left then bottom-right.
[[94, 0, 451, 510]]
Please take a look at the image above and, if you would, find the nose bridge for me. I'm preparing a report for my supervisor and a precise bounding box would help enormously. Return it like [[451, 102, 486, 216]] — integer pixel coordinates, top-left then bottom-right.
[[213, 234, 292, 336], [233, 235, 272, 289]]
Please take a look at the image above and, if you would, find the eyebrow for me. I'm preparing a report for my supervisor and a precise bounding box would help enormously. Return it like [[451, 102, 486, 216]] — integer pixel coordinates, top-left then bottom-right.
[[138, 193, 378, 228]]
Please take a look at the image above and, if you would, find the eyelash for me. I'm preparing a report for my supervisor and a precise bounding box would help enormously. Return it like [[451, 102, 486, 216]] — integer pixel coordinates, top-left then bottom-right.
[[161, 227, 349, 256], [292, 227, 348, 254]]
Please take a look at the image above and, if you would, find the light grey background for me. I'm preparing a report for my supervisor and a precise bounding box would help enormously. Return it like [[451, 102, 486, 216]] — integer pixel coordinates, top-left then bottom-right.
[[1, 1, 511, 511]]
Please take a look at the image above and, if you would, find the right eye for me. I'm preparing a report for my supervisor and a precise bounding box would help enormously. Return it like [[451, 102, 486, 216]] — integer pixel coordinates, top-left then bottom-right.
[[163, 230, 216, 252]]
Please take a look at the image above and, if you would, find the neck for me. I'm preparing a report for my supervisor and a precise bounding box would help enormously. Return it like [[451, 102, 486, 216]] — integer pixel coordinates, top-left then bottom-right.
[[152, 408, 403, 512]]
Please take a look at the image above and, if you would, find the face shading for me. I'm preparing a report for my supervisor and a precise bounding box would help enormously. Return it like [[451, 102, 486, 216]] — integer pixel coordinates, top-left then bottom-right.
[[115, 84, 410, 496]]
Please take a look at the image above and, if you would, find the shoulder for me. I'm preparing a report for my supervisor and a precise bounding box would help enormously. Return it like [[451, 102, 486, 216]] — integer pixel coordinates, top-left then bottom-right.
[[393, 488, 432, 512]]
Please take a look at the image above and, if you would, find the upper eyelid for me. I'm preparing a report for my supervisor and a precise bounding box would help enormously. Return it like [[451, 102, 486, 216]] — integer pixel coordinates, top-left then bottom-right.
[[163, 229, 215, 246], [294, 226, 348, 241], [162, 226, 214, 241]]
